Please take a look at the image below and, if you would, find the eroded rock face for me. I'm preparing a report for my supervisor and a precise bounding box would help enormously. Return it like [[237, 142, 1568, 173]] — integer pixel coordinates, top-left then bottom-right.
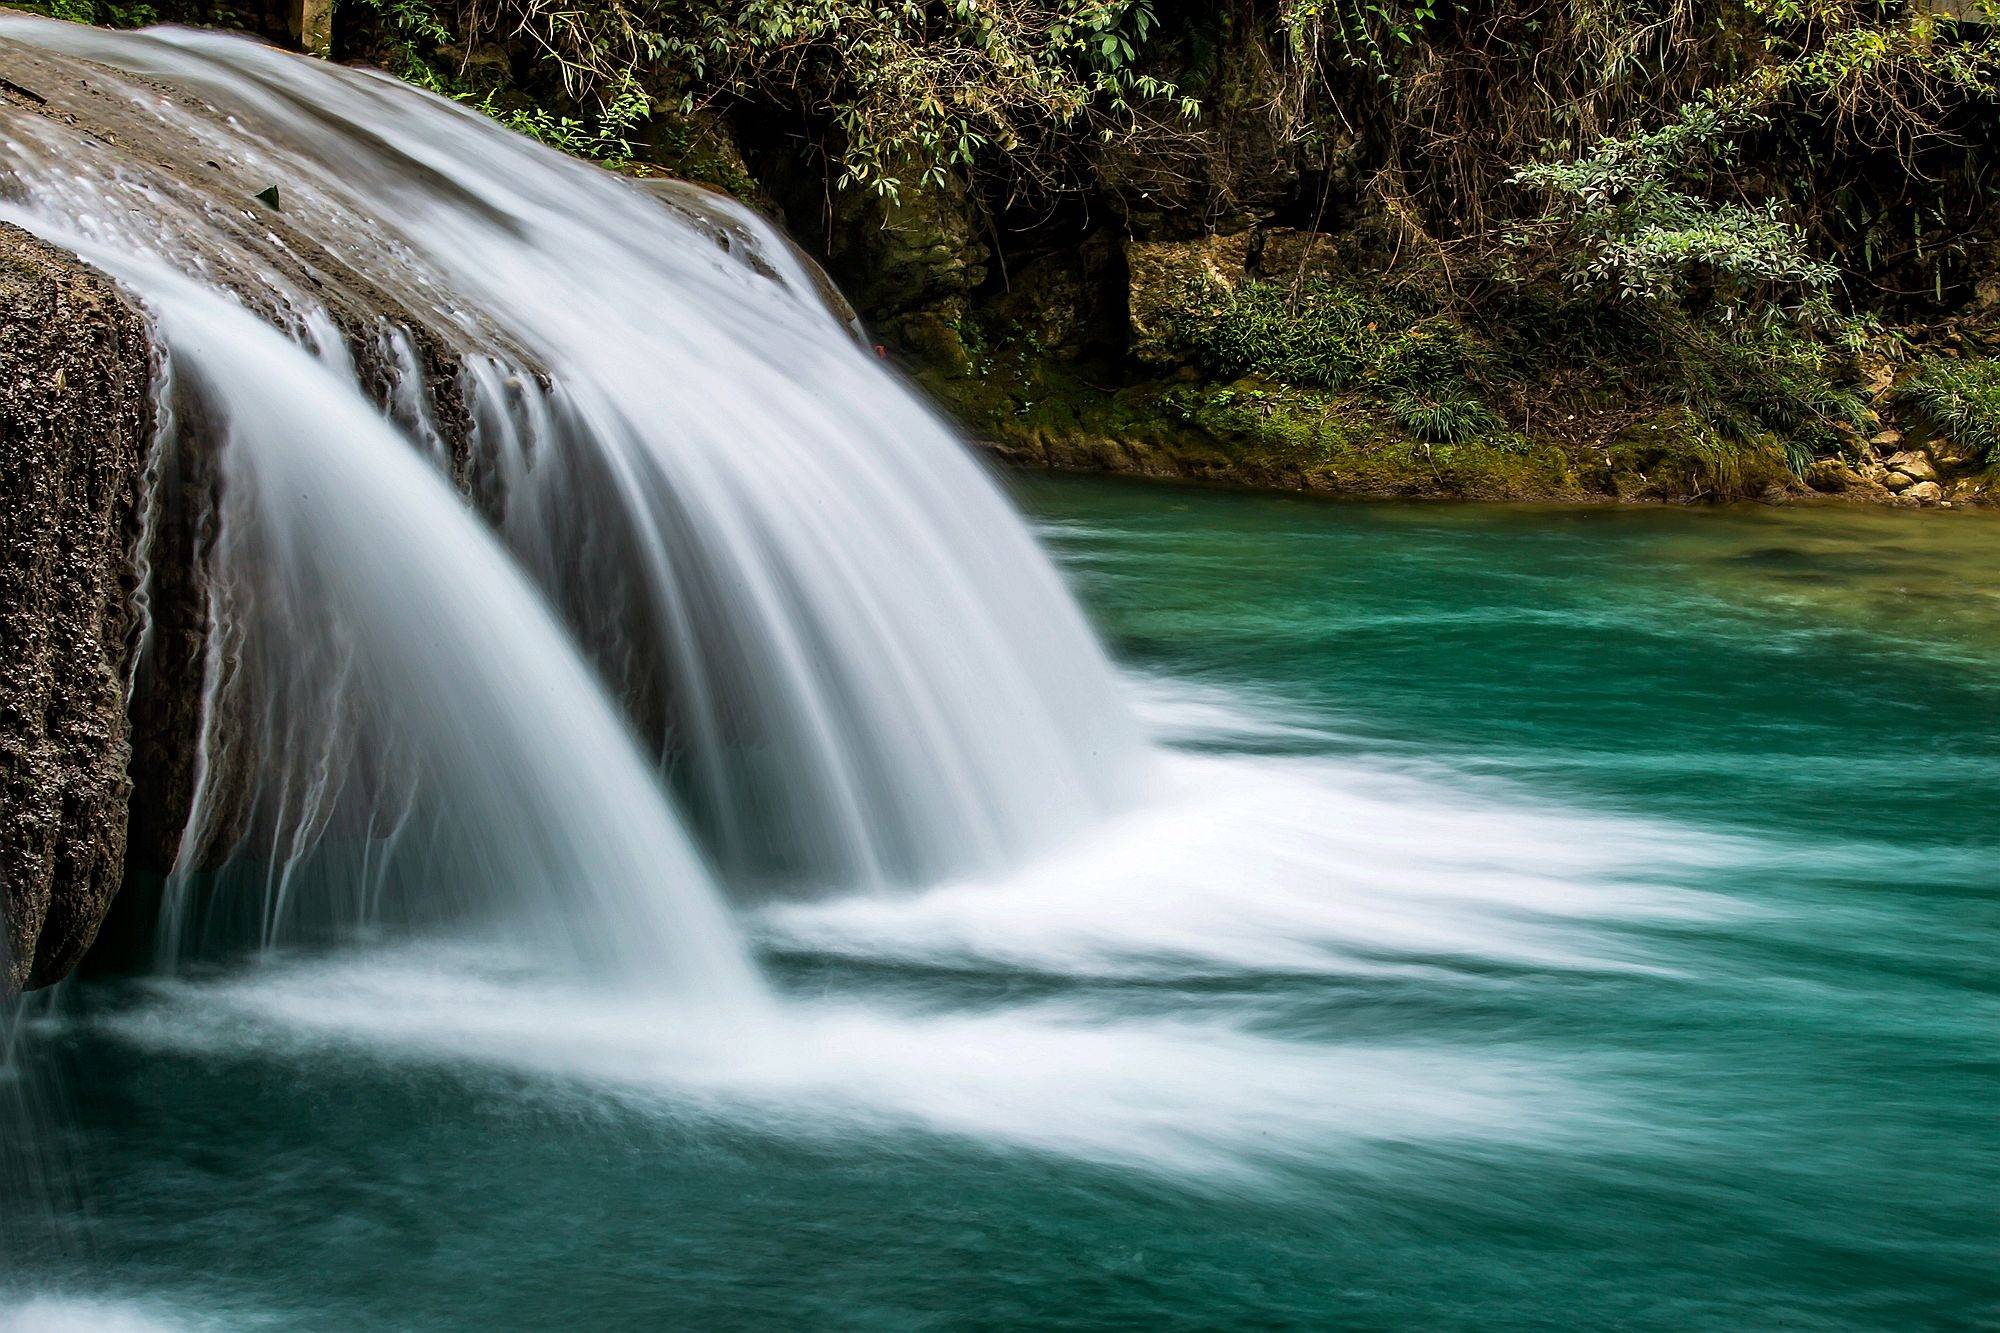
[[821, 163, 989, 336], [1125, 232, 1252, 365], [0, 223, 152, 994]]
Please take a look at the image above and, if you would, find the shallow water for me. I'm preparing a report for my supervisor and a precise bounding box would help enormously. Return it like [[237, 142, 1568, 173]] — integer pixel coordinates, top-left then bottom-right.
[[6, 483, 1998, 1329]]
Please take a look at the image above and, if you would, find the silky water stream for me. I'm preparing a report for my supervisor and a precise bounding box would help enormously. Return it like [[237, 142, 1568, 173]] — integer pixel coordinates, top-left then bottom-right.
[[0, 17, 1992, 1329]]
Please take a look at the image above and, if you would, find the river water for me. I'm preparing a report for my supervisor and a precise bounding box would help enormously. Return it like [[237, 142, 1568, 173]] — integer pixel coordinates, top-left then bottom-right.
[[5, 483, 1994, 1330]]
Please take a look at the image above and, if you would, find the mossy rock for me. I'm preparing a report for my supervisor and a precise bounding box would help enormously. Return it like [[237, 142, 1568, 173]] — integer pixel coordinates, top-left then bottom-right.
[[1125, 234, 1253, 366], [921, 341, 1589, 501], [1605, 408, 1797, 502]]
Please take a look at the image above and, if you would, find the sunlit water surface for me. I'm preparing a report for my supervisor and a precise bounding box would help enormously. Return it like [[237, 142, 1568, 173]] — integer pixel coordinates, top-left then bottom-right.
[[6, 482, 1998, 1329]]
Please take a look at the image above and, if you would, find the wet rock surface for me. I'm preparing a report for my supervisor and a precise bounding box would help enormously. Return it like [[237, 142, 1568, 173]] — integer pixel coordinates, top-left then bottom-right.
[[0, 222, 151, 994]]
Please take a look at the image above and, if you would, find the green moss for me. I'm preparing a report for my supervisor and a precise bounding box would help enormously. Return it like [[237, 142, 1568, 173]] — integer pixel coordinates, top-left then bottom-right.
[[1148, 274, 1568, 463], [1604, 406, 1795, 500], [918, 326, 1582, 500], [1149, 266, 1873, 480], [916, 293, 1865, 502], [1163, 277, 1492, 396]]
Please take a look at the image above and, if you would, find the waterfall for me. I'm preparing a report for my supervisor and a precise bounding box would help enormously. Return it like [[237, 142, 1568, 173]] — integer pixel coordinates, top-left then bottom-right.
[[0, 14, 1137, 973], [46, 246, 766, 1001]]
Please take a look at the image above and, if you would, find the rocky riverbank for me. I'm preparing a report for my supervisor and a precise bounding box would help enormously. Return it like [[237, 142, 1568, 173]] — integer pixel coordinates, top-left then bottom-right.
[[936, 355, 1998, 509], [887, 228, 1998, 507], [647, 91, 2000, 509]]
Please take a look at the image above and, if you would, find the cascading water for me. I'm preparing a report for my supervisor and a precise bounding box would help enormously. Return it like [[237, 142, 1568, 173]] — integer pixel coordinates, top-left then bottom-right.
[[49, 251, 762, 1000], [0, 22, 1989, 1327], [0, 28, 1779, 1322], [0, 17, 1140, 913]]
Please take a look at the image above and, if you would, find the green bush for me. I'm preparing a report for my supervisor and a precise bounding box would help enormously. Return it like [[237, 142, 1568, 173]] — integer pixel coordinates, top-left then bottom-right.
[[1387, 389, 1503, 444], [1166, 278, 1495, 407], [1897, 358, 2000, 464], [1164, 277, 1511, 441], [1163, 279, 1384, 388], [1659, 320, 1873, 452], [26, 0, 156, 24], [1508, 100, 1841, 330], [347, 0, 1189, 196]]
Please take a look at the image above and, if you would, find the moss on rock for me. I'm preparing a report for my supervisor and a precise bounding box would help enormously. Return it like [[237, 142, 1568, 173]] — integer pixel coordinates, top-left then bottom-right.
[[919, 338, 1593, 501]]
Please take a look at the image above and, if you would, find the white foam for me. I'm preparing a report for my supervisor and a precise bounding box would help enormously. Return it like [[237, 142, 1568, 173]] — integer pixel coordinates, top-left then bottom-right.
[[101, 945, 1603, 1184], [761, 746, 1744, 981], [0, 1296, 207, 1332]]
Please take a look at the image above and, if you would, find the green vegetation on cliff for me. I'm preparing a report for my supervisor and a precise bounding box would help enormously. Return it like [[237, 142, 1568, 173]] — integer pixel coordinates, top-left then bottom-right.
[[1898, 356, 2000, 462], [38, 0, 2000, 501]]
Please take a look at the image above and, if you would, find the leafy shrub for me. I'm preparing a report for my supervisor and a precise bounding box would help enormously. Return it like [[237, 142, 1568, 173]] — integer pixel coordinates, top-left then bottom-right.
[[1167, 279, 1484, 389], [351, 0, 653, 164], [1387, 388, 1502, 444], [1164, 279, 1388, 387], [351, 0, 1191, 196], [1661, 320, 1873, 448], [471, 81, 652, 164], [1165, 277, 1508, 441], [1896, 358, 2000, 463], [1508, 101, 1840, 329], [29, 0, 156, 24]]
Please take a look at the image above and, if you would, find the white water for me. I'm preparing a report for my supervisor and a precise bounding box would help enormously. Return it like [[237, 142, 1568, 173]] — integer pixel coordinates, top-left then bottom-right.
[[0, 17, 1737, 1208], [98, 940, 1612, 1182], [0, 1298, 198, 1332], [0, 17, 1137, 899], [83, 693, 1721, 1182], [31, 248, 763, 1001]]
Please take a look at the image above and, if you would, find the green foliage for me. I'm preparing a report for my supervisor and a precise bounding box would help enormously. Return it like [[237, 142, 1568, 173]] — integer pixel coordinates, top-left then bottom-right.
[[1168, 278, 1478, 387], [680, 0, 1191, 196], [1509, 99, 1840, 328], [1896, 357, 2000, 463], [30, 0, 157, 25], [1280, 0, 1442, 81], [1657, 318, 1873, 453], [1494, 7, 1977, 473], [1605, 405, 1798, 498], [1387, 388, 1503, 443], [350, 0, 650, 163], [472, 77, 651, 163], [1162, 269, 1871, 468], [1508, 6, 2000, 322], [355, 0, 1189, 195], [1165, 276, 1509, 442], [354, 0, 450, 49]]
